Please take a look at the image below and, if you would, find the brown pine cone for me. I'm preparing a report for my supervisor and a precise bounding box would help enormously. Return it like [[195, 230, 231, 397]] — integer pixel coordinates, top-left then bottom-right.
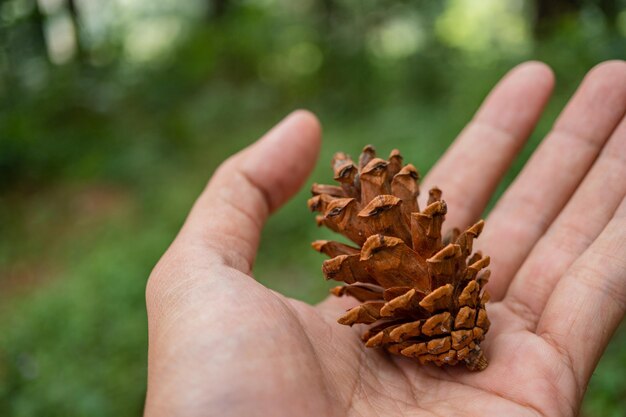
[[308, 145, 491, 371]]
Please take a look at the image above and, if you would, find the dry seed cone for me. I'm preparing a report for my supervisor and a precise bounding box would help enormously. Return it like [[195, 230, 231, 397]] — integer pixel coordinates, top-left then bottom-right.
[[308, 145, 491, 371]]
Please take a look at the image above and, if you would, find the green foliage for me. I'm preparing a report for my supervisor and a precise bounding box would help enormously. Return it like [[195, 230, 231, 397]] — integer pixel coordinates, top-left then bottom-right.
[[0, 217, 154, 417], [1, 1, 625, 415]]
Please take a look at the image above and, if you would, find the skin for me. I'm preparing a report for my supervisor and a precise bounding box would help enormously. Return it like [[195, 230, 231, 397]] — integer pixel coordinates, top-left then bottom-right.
[[144, 61, 626, 417]]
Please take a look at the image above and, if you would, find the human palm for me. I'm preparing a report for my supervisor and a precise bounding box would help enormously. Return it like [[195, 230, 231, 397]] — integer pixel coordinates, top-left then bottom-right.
[[144, 61, 626, 417]]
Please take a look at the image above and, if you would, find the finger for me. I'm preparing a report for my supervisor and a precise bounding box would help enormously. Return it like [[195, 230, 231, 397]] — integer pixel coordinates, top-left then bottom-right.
[[421, 61, 554, 230], [535, 196, 626, 393], [179, 110, 321, 273], [503, 115, 626, 329], [481, 60, 626, 300]]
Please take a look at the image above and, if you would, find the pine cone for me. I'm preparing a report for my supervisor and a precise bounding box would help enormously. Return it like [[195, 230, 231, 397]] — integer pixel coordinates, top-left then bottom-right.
[[308, 145, 491, 371]]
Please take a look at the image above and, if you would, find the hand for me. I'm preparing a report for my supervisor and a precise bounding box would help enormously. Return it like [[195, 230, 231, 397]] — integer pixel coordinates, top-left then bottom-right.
[[144, 61, 626, 417]]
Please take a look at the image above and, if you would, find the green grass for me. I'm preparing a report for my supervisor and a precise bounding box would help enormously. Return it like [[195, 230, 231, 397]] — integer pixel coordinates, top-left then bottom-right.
[[2, 89, 625, 416]]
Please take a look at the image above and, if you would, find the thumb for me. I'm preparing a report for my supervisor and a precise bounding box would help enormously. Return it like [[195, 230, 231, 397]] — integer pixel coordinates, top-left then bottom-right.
[[178, 110, 322, 273]]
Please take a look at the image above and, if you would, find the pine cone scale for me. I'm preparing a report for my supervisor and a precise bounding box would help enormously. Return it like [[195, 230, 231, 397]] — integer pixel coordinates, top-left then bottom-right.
[[309, 145, 491, 371]]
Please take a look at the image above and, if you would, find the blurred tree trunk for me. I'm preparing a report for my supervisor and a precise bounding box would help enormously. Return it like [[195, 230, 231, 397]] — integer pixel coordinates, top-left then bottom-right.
[[208, 0, 230, 20], [67, 0, 86, 63], [533, 0, 581, 37], [320, 0, 336, 28], [598, 0, 619, 33], [534, 0, 621, 38], [31, 1, 48, 57]]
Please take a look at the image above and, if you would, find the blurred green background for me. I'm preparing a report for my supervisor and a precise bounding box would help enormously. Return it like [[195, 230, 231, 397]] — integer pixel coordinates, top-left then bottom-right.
[[0, 0, 625, 415]]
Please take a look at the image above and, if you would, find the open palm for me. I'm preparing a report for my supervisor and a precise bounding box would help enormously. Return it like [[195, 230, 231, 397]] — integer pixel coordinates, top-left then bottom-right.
[[144, 61, 626, 417]]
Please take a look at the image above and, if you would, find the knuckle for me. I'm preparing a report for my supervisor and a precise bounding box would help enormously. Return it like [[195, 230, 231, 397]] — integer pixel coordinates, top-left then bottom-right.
[[570, 260, 626, 311], [145, 247, 189, 307], [546, 218, 596, 256], [145, 258, 172, 306], [504, 292, 541, 330]]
